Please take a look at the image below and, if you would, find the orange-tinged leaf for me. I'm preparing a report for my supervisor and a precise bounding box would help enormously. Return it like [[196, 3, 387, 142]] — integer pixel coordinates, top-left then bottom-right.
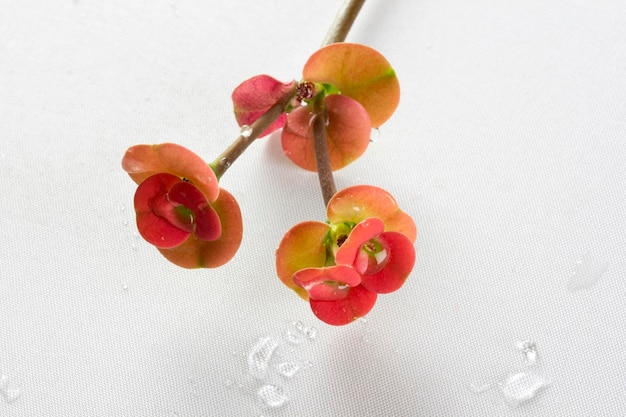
[[122, 143, 219, 203], [303, 43, 400, 127], [327, 185, 417, 243], [275, 221, 329, 300]]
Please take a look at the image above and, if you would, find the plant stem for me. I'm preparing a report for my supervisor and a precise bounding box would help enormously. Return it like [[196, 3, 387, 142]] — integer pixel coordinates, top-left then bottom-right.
[[313, 0, 365, 206], [209, 85, 296, 179], [323, 0, 366, 45], [312, 105, 336, 206]]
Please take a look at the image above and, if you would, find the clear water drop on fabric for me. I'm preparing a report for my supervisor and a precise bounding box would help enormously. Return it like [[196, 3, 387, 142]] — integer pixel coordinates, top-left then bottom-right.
[[277, 362, 300, 378], [284, 330, 302, 345], [0, 374, 22, 404], [515, 340, 538, 366], [498, 371, 549, 408], [240, 125, 253, 138], [247, 337, 278, 379], [257, 384, 288, 408]]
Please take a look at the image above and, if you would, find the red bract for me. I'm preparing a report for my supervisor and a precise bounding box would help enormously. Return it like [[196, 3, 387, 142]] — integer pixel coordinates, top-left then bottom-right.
[[232, 75, 296, 137], [122, 143, 243, 268], [276, 185, 416, 325]]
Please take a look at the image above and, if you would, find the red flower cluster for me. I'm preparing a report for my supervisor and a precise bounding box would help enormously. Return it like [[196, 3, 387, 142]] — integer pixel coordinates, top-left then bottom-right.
[[122, 143, 242, 268], [276, 185, 417, 325]]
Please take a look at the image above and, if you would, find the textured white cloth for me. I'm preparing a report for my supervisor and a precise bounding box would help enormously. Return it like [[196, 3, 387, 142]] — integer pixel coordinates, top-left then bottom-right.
[[2, 0, 625, 415]]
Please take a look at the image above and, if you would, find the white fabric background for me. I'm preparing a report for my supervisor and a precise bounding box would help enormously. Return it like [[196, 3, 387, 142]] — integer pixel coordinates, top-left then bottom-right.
[[2, 0, 625, 415]]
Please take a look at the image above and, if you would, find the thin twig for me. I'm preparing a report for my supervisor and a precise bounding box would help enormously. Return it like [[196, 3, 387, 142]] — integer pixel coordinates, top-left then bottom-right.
[[312, 106, 336, 206], [210, 85, 296, 179], [323, 0, 366, 45]]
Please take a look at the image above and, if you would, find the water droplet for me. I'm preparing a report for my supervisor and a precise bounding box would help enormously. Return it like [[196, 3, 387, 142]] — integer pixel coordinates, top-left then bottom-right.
[[240, 124, 253, 138], [120, 282, 129, 291], [370, 128, 380, 142], [568, 252, 608, 291], [247, 337, 278, 379], [219, 157, 231, 169], [0, 374, 22, 404], [515, 340, 537, 366], [294, 321, 317, 339], [257, 384, 288, 408], [276, 362, 300, 378], [498, 371, 549, 408], [118, 204, 125, 212], [284, 330, 302, 345]]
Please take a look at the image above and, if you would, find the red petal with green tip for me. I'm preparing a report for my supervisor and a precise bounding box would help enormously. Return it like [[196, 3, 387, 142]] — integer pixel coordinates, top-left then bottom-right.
[[134, 173, 191, 248], [303, 43, 400, 127], [359, 231, 415, 294], [309, 284, 377, 326], [122, 143, 219, 203], [281, 94, 371, 171], [293, 265, 361, 301], [327, 185, 417, 243], [275, 221, 329, 300], [232, 75, 296, 137], [157, 188, 243, 269]]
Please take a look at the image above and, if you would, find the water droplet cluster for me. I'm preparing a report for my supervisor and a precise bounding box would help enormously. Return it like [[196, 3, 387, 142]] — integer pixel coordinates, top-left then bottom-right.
[[227, 321, 318, 412], [469, 340, 550, 408]]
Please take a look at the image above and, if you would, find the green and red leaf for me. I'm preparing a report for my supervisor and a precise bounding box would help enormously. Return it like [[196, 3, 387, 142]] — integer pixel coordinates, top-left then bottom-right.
[[303, 43, 400, 127]]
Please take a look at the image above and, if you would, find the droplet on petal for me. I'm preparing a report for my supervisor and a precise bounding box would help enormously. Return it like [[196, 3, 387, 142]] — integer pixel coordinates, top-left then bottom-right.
[[293, 265, 361, 301], [309, 284, 377, 326]]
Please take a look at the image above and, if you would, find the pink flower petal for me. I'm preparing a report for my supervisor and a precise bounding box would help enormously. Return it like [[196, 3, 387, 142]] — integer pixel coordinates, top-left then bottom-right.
[[133, 173, 191, 249], [232, 75, 296, 137], [281, 94, 371, 171], [359, 231, 416, 294]]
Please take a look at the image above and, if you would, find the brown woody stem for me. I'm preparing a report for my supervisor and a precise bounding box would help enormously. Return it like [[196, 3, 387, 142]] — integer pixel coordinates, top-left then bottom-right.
[[210, 85, 296, 180], [314, 0, 365, 207], [312, 104, 336, 206]]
